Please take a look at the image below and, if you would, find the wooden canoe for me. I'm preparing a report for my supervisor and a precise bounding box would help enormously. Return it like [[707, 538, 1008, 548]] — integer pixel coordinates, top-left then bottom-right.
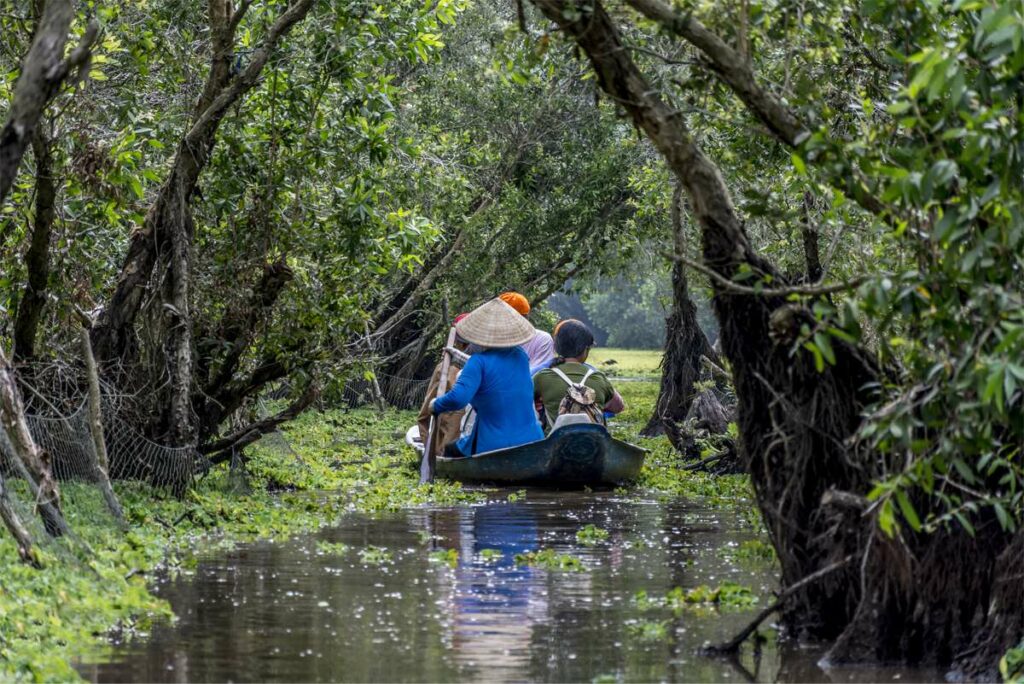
[[435, 423, 647, 487]]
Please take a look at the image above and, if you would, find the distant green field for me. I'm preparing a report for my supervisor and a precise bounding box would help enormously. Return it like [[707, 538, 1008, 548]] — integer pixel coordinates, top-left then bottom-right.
[[588, 347, 663, 377]]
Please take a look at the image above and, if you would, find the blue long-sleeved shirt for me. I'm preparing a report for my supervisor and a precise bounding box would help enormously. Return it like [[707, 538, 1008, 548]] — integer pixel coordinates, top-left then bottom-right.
[[433, 347, 544, 455]]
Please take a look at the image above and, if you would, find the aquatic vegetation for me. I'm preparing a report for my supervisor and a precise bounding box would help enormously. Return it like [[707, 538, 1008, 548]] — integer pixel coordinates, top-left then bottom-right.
[[632, 589, 663, 611], [718, 539, 777, 565], [478, 548, 504, 562], [315, 541, 350, 556], [666, 582, 759, 610], [417, 530, 439, 545], [513, 548, 585, 571], [610, 381, 753, 504], [576, 524, 610, 546], [507, 489, 527, 503], [0, 393, 754, 679], [359, 546, 394, 565], [428, 548, 459, 567], [1002, 639, 1024, 683], [626, 619, 671, 642]]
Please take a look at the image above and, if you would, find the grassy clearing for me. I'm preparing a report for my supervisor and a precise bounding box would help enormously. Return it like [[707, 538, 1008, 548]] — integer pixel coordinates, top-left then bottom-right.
[[588, 347, 663, 378], [0, 349, 756, 681]]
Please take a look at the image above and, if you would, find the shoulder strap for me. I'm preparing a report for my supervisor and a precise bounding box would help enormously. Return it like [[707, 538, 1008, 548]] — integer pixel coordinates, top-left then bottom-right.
[[548, 366, 579, 388], [580, 368, 596, 385]]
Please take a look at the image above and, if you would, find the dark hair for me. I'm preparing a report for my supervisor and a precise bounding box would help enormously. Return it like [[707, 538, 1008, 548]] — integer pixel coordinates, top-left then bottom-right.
[[554, 320, 595, 360]]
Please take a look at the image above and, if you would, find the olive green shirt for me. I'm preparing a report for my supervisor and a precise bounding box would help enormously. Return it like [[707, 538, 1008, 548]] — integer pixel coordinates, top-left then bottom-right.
[[533, 362, 615, 425]]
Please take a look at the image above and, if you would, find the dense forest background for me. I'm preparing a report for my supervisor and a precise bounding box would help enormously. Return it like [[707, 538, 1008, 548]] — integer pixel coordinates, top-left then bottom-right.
[[1, 0, 1022, 679]]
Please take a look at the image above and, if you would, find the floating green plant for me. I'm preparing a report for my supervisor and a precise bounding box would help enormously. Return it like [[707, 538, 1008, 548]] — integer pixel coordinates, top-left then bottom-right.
[[576, 524, 610, 546], [478, 548, 504, 562], [627, 619, 671, 642], [513, 548, 585, 571], [359, 546, 393, 565], [315, 540, 350, 555], [429, 548, 459, 567]]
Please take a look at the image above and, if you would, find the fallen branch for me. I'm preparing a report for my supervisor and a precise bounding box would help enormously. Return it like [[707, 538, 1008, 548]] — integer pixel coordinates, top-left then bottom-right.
[[201, 383, 319, 463], [683, 451, 724, 471], [704, 554, 854, 654]]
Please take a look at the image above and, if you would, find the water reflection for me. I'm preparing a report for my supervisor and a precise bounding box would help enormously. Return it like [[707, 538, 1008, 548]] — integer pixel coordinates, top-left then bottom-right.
[[76, 491, 939, 683]]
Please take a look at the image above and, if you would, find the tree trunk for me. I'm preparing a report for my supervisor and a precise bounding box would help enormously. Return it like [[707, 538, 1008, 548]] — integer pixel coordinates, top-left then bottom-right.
[[801, 191, 822, 282], [530, 0, 878, 639], [78, 318, 125, 523], [0, 345, 68, 537], [92, 0, 315, 364], [0, 0, 95, 207], [643, 183, 717, 437], [0, 471, 38, 566], [87, 0, 315, 480], [13, 128, 57, 362]]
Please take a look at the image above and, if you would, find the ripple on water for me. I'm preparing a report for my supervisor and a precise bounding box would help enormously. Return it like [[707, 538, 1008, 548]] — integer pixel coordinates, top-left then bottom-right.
[[75, 490, 943, 683]]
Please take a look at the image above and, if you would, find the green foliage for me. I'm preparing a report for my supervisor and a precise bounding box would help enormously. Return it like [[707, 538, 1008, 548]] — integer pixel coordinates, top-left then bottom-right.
[[478, 548, 504, 562], [359, 546, 394, 565], [0, 405, 480, 679], [428, 548, 459, 567], [837, 0, 1024, 536], [315, 541, 350, 556], [633, 582, 759, 614], [1002, 639, 1024, 684], [666, 583, 759, 610], [626, 619, 671, 642], [513, 548, 585, 571], [576, 524, 610, 546]]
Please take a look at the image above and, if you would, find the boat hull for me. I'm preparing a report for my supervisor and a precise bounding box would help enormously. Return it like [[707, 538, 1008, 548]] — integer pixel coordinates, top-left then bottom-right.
[[436, 423, 646, 487]]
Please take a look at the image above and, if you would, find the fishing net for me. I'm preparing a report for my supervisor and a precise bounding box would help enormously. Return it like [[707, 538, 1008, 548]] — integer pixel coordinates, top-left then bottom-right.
[[341, 372, 430, 410], [0, 361, 207, 558]]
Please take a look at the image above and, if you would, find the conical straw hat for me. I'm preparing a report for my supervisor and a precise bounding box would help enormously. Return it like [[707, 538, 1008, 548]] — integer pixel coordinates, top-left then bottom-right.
[[455, 298, 536, 348]]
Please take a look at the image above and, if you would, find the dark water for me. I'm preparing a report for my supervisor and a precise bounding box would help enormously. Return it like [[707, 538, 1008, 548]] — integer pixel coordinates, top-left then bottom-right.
[[75, 491, 941, 682]]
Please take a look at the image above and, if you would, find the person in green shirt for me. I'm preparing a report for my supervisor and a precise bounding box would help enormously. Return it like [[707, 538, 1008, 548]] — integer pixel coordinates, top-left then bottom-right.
[[533, 319, 625, 430]]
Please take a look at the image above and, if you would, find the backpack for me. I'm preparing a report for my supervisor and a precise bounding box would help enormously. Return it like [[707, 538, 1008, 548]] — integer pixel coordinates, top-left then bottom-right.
[[546, 366, 604, 426]]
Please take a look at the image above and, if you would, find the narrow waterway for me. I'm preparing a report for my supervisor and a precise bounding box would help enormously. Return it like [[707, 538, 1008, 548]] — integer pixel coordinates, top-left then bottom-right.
[[75, 491, 939, 682]]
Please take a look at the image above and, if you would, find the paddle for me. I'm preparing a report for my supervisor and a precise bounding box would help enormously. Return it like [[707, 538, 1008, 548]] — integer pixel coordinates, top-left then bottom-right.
[[420, 326, 458, 484]]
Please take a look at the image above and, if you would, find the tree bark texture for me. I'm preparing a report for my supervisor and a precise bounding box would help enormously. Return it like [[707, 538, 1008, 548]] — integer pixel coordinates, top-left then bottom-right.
[[642, 182, 717, 437], [530, 0, 877, 639], [0, 345, 68, 537], [0, 0, 95, 206], [0, 471, 38, 566], [78, 321, 126, 523], [13, 128, 57, 362]]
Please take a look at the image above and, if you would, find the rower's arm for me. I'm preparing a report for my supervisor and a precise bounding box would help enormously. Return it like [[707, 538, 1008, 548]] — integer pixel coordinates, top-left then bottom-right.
[[433, 355, 481, 413]]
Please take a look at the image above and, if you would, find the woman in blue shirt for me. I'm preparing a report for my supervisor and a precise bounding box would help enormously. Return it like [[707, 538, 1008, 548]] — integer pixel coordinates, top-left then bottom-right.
[[432, 299, 544, 457]]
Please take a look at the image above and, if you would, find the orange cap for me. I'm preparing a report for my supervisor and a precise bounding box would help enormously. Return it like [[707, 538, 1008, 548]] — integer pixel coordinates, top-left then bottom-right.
[[498, 291, 530, 316]]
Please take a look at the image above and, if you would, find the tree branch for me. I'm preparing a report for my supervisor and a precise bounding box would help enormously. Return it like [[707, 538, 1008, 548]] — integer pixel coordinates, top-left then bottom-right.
[[667, 251, 871, 297], [0, 0, 97, 205], [623, 0, 807, 146], [703, 555, 854, 654], [201, 382, 318, 461]]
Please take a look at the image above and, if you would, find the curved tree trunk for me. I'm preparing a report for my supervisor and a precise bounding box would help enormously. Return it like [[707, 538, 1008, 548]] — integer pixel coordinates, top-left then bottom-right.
[[642, 182, 716, 437], [530, 0, 877, 639], [530, 1, 1022, 673]]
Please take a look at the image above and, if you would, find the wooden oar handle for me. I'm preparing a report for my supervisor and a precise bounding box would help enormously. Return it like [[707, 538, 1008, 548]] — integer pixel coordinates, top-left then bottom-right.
[[420, 326, 459, 483]]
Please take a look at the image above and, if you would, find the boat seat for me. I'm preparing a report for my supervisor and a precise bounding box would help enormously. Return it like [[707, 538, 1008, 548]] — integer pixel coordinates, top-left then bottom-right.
[[550, 413, 598, 431]]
